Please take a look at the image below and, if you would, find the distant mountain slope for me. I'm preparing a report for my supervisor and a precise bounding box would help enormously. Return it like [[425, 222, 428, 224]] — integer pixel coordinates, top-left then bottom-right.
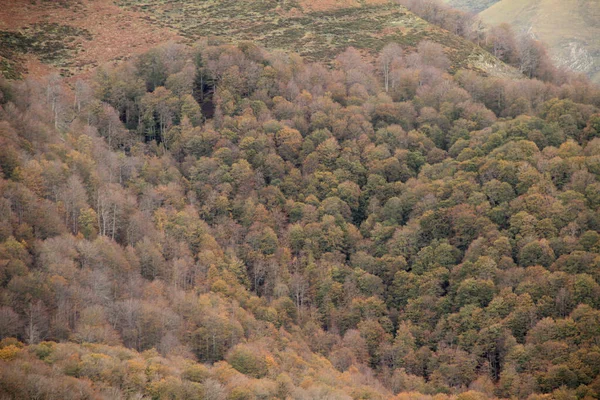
[[0, 0, 520, 79], [479, 0, 600, 83], [441, 0, 500, 14]]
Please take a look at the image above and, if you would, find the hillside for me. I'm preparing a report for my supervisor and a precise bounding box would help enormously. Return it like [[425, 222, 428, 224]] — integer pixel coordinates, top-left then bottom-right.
[[479, 0, 600, 83], [0, 31, 600, 399], [441, 0, 499, 14], [0, 0, 180, 79], [0, 0, 520, 79], [1, 1, 600, 399]]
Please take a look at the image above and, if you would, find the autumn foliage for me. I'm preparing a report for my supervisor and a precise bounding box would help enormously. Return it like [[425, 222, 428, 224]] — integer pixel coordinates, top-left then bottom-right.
[[0, 38, 600, 399]]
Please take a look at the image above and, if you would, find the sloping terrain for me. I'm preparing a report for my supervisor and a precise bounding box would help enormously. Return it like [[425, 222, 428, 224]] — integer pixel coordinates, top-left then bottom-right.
[[115, 0, 519, 74], [441, 0, 500, 14], [0, 0, 179, 78], [0, 0, 519, 79], [1, 31, 600, 400], [479, 0, 600, 83]]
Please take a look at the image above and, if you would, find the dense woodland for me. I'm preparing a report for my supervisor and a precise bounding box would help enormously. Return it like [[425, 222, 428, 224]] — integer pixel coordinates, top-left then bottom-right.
[[1, 14, 600, 399]]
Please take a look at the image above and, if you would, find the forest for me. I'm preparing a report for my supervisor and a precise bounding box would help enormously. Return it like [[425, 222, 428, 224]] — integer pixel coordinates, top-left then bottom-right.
[[0, 9, 600, 399]]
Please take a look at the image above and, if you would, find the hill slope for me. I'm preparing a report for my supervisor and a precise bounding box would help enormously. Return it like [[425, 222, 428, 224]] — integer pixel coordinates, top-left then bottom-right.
[[1, 3, 600, 398], [1, 34, 600, 400], [0, 0, 519, 79], [441, 0, 500, 14], [0, 0, 180, 79], [479, 0, 600, 83]]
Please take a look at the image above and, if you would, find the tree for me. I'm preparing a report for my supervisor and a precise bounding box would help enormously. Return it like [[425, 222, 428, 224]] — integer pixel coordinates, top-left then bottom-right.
[[136, 237, 167, 281], [379, 43, 403, 93], [358, 319, 391, 365], [58, 175, 88, 235], [518, 239, 556, 268], [191, 296, 244, 363], [181, 95, 203, 126], [136, 48, 168, 91], [456, 279, 495, 308], [417, 41, 450, 71], [517, 36, 555, 81], [95, 183, 131, 240], [289, 273, 308, 312], [78, 208, 98, 240], [487, 24, 518, 65], [226, 344, 269, 378], [583, 114, 600, 141], [140, 87, 179, 144], [73, 305, 120, 345], [0, 307, 21, 339], [24, 301, 48, 344], [276, 126, 303, 163]]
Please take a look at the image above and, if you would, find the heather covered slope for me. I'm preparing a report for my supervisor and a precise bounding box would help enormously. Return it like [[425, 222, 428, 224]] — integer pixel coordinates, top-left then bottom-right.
[[0, 0, 520, 79], [0, 0, 180, 79], [479, 0, 600, 83], [0, 36, 600, 398]]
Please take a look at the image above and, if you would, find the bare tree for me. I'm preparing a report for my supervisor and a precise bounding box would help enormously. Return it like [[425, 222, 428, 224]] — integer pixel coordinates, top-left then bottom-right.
[[0, 306, 22, 339], [74, 79, 93, 114], [59, 174, 89, 235], [290, 273, 309, 313], [379, 43, 404, 93], [25, 301, 48, 344], [46, 73, 63, 130]]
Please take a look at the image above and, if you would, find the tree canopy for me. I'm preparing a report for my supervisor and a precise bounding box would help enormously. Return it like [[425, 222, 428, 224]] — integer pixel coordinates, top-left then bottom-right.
[[0, 35, 600, 399]]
